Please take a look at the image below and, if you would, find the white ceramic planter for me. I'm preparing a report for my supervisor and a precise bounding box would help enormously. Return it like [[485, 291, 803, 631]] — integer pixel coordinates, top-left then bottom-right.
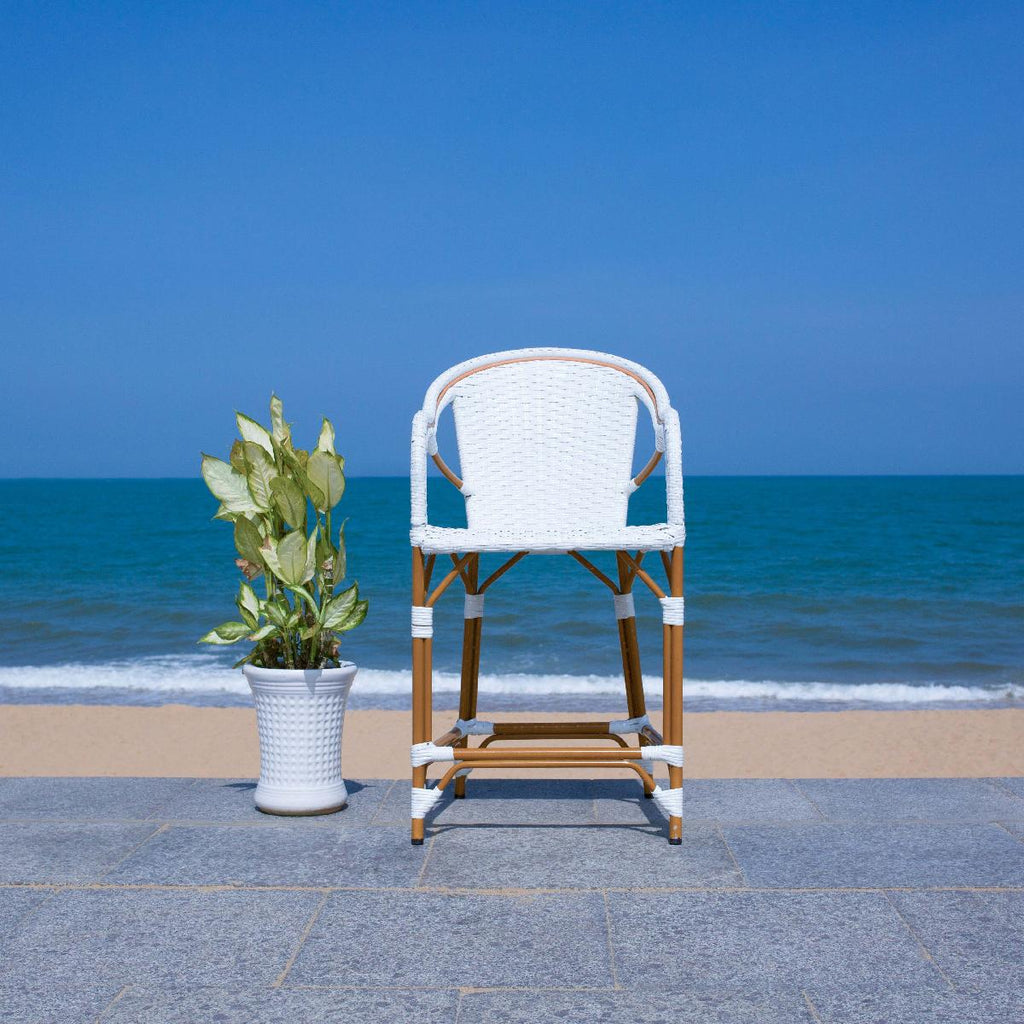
[[243, 663, 356, 815]]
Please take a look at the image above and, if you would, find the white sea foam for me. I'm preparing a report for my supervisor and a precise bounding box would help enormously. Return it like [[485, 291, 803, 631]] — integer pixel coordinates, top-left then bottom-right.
[[0, 655, 1020, 705]]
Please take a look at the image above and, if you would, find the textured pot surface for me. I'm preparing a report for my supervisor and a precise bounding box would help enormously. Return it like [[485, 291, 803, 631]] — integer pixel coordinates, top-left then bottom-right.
[[243, 663, 356, 815]]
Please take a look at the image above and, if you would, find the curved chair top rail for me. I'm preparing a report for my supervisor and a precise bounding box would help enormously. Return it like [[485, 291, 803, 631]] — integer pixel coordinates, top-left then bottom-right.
[[420, 347, 674, 427]]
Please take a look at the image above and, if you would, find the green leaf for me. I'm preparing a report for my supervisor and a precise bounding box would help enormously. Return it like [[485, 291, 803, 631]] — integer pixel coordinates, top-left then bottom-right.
[[228, 439, 247, 473], [263, 597, 291, 629], [248, 624, 277, 641], [242, 441, 276, 511], [306, 450, 345, 510], [198, 621, 251, 645], [212, 504, 237, 522], [236, 411, 274, 455], [304, 529, 318, 583], [335, 599, 368, 633], [262, 530, 315, 586], [316, 418, 335, 454], [335, 520, 347, 581], [321, 583, 358, 629], [201, 455, 260, 514], [315, 530, 334, 574], [269, 394, 291, 444], [286, 584, 318, 617], [270, 476, 306, 531], [233, 516, 264, 567], [236, 582, 260, 628]]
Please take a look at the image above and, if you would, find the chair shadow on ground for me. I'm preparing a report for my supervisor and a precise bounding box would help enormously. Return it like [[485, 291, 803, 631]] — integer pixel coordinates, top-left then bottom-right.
[[426, 778, 668, 835]]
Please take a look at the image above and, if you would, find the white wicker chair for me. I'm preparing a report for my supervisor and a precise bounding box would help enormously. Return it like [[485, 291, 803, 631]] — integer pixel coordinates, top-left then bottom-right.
[[409, 348, 685, 843]]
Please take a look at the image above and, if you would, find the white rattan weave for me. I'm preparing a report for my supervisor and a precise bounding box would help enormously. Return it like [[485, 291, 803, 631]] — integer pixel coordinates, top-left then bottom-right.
[[411, 348, 684, 554]]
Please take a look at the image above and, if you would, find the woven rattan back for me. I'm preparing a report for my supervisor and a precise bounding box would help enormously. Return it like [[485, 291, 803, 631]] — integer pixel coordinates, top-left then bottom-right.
[[414, 349, 678, 537]]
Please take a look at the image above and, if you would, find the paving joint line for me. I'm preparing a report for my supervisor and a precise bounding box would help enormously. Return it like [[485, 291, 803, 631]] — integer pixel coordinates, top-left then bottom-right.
[[4, 884, 63, 944], [992, 821, 1024, 846], [980, 778, 1024, 802], [6, 881, 1024, 894], [881, 889, 956, 992], [95, 983, 131, 1022], [144, 778, 202, 821], [415, 832, 438, 887], [293, 983, 621, 992], [786, 779, 827, 820], [92, 823, 168, 882], [272, 890, 330, 988], [715, 823, 747, 885], [801, 988, 825, 1022], [600, 890, 621, 989]]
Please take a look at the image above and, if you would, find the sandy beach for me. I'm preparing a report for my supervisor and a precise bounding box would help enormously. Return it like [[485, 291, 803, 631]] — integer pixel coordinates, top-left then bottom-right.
[[2, 704, 1021, 778]]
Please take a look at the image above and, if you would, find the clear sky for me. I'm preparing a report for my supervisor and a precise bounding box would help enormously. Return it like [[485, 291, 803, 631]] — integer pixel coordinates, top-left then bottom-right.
[[2, 2, 1020, 477]]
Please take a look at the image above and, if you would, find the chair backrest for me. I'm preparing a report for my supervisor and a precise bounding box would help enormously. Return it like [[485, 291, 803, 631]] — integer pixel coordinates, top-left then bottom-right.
[[412, 348, 682, 536]]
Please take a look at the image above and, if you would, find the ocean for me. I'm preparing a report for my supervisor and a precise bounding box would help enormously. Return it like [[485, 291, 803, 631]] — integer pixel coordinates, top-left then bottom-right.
[[0, 476, 1020, 712]]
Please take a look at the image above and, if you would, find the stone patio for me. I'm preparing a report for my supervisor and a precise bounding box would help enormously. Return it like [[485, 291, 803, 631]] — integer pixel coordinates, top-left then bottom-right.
[[1, 776, 1022, 1022]]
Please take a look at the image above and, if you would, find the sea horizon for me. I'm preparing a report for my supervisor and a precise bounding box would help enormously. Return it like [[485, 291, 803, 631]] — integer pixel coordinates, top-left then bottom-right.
[[1, 475, 1020, 712]]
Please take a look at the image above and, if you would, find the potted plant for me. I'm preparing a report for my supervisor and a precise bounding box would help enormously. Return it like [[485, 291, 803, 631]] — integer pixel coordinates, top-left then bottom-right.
[[198, 395, 368, 815]]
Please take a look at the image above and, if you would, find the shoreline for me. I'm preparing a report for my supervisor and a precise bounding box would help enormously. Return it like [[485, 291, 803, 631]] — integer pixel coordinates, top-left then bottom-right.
[[2, 705, 1022, 779]]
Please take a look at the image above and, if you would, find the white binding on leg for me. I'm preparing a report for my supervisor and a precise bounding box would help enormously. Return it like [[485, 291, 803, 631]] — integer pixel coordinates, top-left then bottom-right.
[[613, 592, 635, 620], [454, 718, 494, 735], [659, 596, 685, 625], [410, 742, 456, 767], [411, 605, 434, 638], [641, 744, 684, 767], [411, 786, 445, 818], [608, 714, 651, 735], [464, 593, 485, 618], [650, 785, 683, 819]]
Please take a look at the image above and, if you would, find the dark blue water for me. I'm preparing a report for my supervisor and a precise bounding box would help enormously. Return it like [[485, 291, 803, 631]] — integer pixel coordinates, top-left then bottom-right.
[[0, 477, 1020, 709]]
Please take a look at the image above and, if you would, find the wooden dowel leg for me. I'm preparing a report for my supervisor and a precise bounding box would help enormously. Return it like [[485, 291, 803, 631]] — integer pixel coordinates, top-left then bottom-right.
[[455, 555, 481, 798], [616, 552, 652, 797]]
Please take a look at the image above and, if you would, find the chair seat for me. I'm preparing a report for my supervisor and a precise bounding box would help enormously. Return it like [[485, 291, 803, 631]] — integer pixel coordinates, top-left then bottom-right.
[[411, 522, 686, 554]]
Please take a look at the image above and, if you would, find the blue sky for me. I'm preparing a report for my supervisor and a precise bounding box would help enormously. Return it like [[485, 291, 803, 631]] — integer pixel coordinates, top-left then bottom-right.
[[2, 2, 1020, 476]]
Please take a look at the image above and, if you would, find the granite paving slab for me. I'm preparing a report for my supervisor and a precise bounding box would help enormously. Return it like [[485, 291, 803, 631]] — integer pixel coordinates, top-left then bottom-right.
[[420, 823, 742, 888], [795, 778, 1024, 822], [2, 888, 323, 988], [888, 891, 1024, 992], [991, 776, 1024, 800], [606, 890, 946, 992], [999, 820, 1024, 840], [372, 778, 601, 825], [806, 983, 1024, 1024], [149, 777, 392, 825], [107, 824, 425, 887], [0, 886, 52, 950], [595, 779, 821, 825], [100, 985, 460, 1023], [722, 822, 1024, 887], [0, 822, 159, 883], [287, 889, 613, 989], [0, 979, 125, 1024], [0, 777, 195, 821], [458, 987, 817, 1023]]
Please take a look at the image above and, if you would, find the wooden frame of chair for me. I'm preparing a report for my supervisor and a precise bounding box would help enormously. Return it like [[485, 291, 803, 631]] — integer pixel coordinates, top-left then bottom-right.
[[410, 542, 684, 845]]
